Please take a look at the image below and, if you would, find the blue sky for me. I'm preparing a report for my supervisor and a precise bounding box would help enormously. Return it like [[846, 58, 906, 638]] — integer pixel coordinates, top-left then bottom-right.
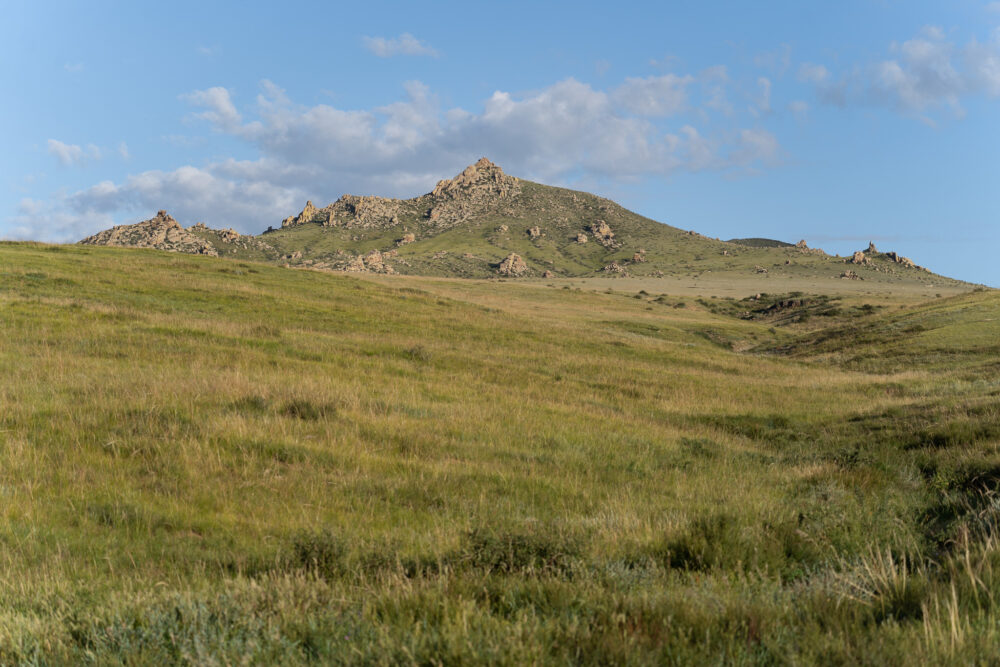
[[3, 0, 998, 285]]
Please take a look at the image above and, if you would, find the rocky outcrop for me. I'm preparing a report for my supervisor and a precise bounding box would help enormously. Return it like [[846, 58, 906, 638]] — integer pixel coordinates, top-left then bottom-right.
[[432, 157, 519, 201], [576, 233, 588, 244], [497, 253, 528, 277], [527, 226, 542, 239], [796, 240, 808, 249], [841, 270, 862, 280], [79, 210, 218, 256], [325, 195, 402, 229], [340, 249, 395, 274], [397, 233, 416, 245], [631, 250, 646, 263], [602, 262, 627, 275], [886, 252, 916, 268], [849, 251, 871, 265], [590, 220, 616, 247], [282, 201, 320, 228]]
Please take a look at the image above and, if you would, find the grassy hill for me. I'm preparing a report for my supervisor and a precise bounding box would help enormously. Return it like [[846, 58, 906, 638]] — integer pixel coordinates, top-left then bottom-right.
[[1, 240, 999, 663], [81, 159, 968, 289]]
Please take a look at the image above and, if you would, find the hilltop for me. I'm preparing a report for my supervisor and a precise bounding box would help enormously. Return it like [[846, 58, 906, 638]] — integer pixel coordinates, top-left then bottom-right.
[[78, 158, 965, 288]]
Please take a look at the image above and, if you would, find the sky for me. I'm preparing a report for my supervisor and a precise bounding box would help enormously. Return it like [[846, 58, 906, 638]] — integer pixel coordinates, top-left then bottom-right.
[[2, 0, 998, 285]]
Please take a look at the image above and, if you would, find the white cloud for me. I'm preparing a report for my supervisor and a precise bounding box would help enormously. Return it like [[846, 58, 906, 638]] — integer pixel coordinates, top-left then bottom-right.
[[797, 63, 829, 84], [988, 1, 1000, 13], [788, 100, 809, 117], [27, 76, 783, 241], [753, 77, 772, 114], [613, 74, 693, 116], [699, 65, 732, 113], [4, 197, 114, 243], [754, 44, 792, 76], [806, 26, 1000, 115], [362, 33, 438, 58], [47, 139, 101, 166], [180, 87, 242, 131], [118, 142, 130, 159]]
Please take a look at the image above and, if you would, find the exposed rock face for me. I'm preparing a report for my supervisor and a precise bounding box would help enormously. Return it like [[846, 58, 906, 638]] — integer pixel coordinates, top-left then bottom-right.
[[632, 251, 646, 263], [754, 265, 768, 274], [326, 195, 403, 229], [397, 233, 416, 245], [527, 226, 542, 239], [590, 220, 616, 247], [602, 262, 627, 275], [576, 233, 588, 244], [282, 201, 319, 228], [886, 252, 916, 268], [497, 225, 509, 233], [339, 249, 395, 274], [542, 270, 554, 278], [849, 251, 871, 265], [796, 240, 808, 249], [79, 210, 218, 256], [219, 228, 240, 243], [497, 253, 528, 277], [432, 157, 519, 201], [841, 270, 862, 280], [867, 241, 878, 254]]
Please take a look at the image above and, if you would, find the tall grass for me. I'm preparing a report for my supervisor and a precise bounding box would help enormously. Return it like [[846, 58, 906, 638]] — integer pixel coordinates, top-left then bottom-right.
[[0, 242, 998, 663]]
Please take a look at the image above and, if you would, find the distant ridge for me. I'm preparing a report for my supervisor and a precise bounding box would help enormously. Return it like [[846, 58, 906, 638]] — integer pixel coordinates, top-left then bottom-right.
[[76, 159, 962, 287], [726, 238, 794, 248]]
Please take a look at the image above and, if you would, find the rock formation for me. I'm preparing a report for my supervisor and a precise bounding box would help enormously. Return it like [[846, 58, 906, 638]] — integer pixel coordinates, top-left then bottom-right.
[[282, 201, 319, 228], [590, 220, 616, 247], [79, 210, 218, 256], [497, 253, 528, 277], [849, 251, 871, 265]]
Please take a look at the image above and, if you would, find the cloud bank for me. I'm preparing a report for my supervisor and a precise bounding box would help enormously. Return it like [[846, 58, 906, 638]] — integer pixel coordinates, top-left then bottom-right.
[[15, 73, 780, 241]]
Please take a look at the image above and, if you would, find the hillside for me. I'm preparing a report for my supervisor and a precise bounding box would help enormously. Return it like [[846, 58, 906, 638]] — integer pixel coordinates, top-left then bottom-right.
[[79, 158, 965, 288], [1, 241, 999, 662]]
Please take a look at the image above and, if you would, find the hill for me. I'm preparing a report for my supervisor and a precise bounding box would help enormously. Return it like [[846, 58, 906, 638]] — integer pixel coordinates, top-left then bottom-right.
[[79, 158, 965, 288], [1, 240, 999, 662]]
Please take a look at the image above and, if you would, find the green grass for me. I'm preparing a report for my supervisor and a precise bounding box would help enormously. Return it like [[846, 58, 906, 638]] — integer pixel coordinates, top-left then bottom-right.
[[1, 241, 999, 664]]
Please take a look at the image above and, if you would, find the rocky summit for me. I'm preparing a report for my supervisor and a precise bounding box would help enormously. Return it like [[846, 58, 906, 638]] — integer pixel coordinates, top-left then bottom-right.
[[80, 210, 219, 256], [77, 159, 960, 287]]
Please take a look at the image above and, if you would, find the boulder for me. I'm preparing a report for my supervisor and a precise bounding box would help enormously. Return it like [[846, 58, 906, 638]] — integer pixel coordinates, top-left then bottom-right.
[[497, 253, 528, 277]]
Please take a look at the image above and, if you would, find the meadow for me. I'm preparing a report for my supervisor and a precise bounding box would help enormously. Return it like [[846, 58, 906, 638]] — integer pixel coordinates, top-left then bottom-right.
[[1, 241, 998, 664]]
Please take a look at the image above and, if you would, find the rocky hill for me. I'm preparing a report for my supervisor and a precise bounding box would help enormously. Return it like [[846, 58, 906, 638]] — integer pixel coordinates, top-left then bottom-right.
[[79, 210, 220, 255], [78, 159, 963, 286]]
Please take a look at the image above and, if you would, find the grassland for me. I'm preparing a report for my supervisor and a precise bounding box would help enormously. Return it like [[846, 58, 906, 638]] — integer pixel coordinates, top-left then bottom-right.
[[1, 241, 998, 664]]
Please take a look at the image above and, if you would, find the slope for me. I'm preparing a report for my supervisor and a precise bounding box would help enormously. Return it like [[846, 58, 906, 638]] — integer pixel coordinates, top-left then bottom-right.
[[2, 241, 1000, 662]]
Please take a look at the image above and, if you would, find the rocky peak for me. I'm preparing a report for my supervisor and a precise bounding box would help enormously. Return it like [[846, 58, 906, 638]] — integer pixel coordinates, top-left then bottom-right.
[[281, 200, 320, 228], [431, 158, 519, 201], [79, 210, 217, 256]]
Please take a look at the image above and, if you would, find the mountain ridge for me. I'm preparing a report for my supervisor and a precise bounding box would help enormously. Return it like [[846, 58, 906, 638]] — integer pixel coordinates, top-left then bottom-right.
[[77, 158, 962, 286]]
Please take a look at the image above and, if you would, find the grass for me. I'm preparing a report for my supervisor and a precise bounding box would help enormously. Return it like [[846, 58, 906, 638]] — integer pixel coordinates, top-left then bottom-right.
[[0, 241, 999, 663]]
